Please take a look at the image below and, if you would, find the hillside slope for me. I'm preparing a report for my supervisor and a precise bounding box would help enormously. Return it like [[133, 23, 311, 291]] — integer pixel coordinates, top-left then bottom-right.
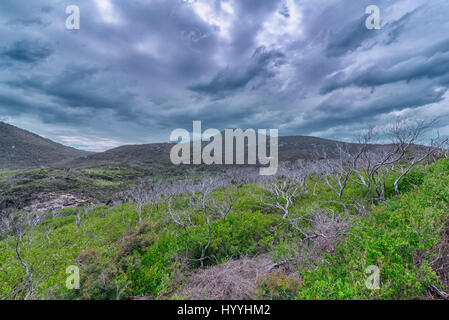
[[0, 122, 91, 170], [1, 157, 447, 300], [70, 135, 370, 168]]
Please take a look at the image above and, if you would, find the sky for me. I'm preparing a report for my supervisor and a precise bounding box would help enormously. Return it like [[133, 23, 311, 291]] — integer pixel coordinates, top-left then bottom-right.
[[0, 0, 448, 152]]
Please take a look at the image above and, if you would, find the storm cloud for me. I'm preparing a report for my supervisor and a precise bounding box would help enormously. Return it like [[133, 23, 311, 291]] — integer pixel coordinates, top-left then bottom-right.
[[0, 0, 448, 151]]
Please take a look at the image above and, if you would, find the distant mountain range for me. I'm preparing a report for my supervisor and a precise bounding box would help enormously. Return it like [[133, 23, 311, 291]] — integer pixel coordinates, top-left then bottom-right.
[[64, 131, 370, 170], [0, 122, 380, 171], [0, 122, 91, 170]]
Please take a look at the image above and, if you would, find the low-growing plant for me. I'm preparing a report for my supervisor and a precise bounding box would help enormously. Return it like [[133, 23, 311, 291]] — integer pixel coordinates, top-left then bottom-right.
[[255, 273, 304, 300]]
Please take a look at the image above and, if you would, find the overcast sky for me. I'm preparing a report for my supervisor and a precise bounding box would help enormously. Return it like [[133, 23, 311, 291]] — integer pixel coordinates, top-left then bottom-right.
[[0, 0, 448, 151]]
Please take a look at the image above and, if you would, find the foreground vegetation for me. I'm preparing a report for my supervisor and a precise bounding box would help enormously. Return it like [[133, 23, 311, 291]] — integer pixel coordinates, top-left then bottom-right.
[[1, 119, 448, 300], [0, 156, 448, 300]]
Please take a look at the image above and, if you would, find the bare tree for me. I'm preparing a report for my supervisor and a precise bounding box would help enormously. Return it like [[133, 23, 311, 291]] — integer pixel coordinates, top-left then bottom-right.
[[319, 144, 355, 211], [161, 177, 235, 269], [225, 167, 262, 186], [75, 208, 83, 232], [259, 164, 308, 218], [165, 195, 193, 232], [160, 179, 196, 231], [74, 203, 96, 232], [124, 179, 150, 223], [207, 186, 236, 221], [355, 147, 398, 201], [123, 178, 165, 224], [0, 209, 43, 299], [387, 120, 448, 194], [187, 177, 225, 269], [336, 118, 447, 202]]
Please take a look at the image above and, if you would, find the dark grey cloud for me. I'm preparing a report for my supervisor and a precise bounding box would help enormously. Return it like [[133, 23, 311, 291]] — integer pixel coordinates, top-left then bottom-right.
[[325, 16, 377, 57], [189, 46, 285, 97], [6, 18, 47, 27], [314, 81, 446, 125], [222, 0, 279, 58], [0, 0, 448, 151], [321, 46, 449, 94], [2, 40, 52, 63]]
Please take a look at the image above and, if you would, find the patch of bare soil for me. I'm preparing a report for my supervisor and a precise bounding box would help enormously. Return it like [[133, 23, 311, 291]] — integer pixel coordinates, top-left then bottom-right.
[[24, 193, 86, 212], [177, 254, 296, 300]]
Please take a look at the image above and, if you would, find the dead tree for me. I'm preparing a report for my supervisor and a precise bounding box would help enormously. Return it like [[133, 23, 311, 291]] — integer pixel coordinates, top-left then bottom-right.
[[187, 177, 231, 268], [165, 194, 193, 232], [160, 179, 196, 231], [75, 208, 83, 232], [124, 179, 150, 223], [259, 164, 308, 218], [320, 144, 354, 211], [358, 147, 397, 201], [387, 120, 448, 194], [123, 179, 165, 223], [346, 118, 446, 200], [207, 186, 236, 221], [225, 167, 262, 186], [162, 177, 234, 269], [349, 127, 377, 193], [0, 209, 43, 299], [74, 203, 96, 232]]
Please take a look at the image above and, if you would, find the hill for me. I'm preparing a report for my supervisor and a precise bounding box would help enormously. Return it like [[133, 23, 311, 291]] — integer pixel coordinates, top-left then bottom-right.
[[0, 122, 91, 170], [0, 123, 392, 171], [70, 134, 368, 169]]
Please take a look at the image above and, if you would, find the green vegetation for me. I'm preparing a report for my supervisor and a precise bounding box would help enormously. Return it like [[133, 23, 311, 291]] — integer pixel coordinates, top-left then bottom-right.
[[0, 165, 191, 210], [1, 158, 448, 300], [296, 159, 449, 299]]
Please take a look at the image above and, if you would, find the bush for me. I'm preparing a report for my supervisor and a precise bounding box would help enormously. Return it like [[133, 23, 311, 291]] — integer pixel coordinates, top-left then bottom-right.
[[255, 273, 304, 300]]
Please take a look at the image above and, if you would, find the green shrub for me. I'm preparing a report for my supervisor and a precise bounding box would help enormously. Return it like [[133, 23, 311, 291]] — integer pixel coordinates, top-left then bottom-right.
[[294, 159, 449, 299]]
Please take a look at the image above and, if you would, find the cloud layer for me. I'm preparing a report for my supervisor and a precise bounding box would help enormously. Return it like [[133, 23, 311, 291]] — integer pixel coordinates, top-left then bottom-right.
[[0, 0, 448, 151]]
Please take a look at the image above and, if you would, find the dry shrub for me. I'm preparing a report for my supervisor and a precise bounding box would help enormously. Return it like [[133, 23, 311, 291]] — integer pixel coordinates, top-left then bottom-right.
[[309, 211, 350, 257], [427, 218, 449, 298], [117, 221, 156, 257], [76, 248, 99, 266], [288, 210, 350, 268], [178, 254, 292, 300], [255, 272, 304, 300]]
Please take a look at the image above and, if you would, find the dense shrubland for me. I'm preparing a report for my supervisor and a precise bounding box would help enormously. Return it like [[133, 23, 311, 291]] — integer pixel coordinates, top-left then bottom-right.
[[0, 119, 448, 300]]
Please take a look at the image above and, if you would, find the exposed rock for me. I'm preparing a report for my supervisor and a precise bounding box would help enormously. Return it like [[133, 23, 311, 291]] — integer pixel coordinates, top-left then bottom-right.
[[24, 193, 86, 212]]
